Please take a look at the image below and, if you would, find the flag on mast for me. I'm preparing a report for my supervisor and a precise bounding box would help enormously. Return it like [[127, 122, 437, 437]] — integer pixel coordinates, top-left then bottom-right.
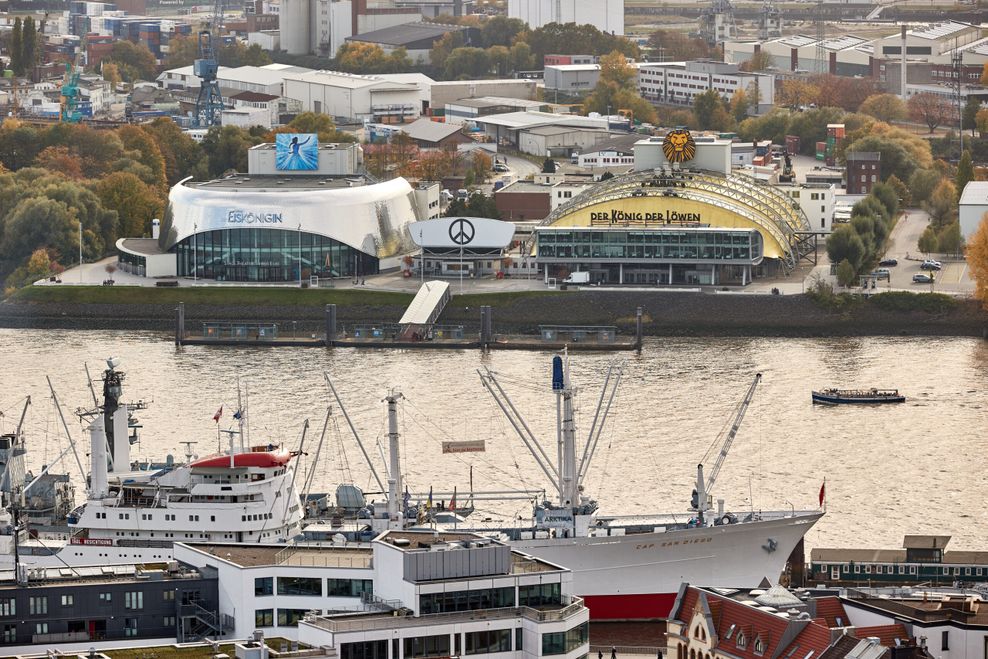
[[449, 486, 457, 511], [427, 486, 433, 510], [213, 405, 223, 423], [819, 479, 826, 507]]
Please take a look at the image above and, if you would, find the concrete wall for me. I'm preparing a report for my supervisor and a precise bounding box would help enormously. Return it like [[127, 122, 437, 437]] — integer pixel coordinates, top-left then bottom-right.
[[634, 139, 732, 175], [960, 202, 987, 241], [430, 79, 538, 108]]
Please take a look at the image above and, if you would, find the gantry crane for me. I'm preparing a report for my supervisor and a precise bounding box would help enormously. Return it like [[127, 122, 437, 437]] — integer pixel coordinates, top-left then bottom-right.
[[192, 0, 224, 127]]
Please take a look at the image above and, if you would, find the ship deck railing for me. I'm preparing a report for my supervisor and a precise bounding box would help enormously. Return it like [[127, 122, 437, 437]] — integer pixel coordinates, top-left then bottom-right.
[[303, 596, 585, 633]]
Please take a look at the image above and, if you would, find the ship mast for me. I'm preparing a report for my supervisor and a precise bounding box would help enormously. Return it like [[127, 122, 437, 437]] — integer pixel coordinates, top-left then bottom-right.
[[384, 390, 404, 529]]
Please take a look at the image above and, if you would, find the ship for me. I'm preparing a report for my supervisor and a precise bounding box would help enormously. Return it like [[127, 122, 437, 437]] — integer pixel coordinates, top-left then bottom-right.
[[307, 363, 824, 621], [1, 358, 305, 568], [812, 388, 905, 405]]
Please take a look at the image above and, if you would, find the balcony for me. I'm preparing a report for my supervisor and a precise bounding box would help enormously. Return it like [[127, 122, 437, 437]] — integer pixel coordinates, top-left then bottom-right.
[[303, 597, 586, 634]]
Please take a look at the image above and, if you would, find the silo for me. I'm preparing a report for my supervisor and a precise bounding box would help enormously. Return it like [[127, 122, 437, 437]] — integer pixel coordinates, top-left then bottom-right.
[[280, 0, 311, 55]]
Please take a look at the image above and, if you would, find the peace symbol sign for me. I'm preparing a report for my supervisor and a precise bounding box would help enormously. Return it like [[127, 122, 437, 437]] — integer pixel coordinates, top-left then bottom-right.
[[449, 218, 475, 246]]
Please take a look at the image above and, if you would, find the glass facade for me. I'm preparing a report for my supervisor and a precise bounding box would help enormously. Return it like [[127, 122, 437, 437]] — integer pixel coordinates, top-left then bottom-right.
[[404, 634, 450, 658], [277, 576, 322, 596], [542, 622, 589, 656], [118, 250, 146, 276], [519, 583, 561, 607], [419, 587, 515, 614], [174, 228, 379, 282], [465, 629, 512, 654], [537, 229, 763, 263], [327, 579, 373, 598]]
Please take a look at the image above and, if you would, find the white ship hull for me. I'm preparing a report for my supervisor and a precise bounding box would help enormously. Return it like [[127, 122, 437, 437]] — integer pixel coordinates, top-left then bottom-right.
[[506, 511, 822, 620]]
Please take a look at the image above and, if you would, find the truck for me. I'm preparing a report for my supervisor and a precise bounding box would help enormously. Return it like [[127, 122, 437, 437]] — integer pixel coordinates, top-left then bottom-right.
[[564, 272, 590, 284]]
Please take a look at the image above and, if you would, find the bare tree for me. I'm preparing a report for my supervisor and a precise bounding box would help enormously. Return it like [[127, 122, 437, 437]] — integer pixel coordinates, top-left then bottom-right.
[[908, 92, 950, 133]]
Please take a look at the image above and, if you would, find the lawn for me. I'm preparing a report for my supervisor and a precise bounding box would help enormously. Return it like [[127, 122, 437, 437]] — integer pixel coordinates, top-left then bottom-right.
[[10, 285, 566, 309]]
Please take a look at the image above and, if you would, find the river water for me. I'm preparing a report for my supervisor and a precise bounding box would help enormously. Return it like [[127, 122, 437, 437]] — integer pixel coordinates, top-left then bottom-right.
[[1, 329, 986, 552]]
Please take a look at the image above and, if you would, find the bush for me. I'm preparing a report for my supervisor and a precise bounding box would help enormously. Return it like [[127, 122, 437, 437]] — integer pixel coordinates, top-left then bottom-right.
[[805, 279, 862, 312], [868, 291, 956, 314]]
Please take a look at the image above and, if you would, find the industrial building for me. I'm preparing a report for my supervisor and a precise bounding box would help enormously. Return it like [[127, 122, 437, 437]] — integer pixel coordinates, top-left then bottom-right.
[[116, 139, 422, 282], [845, 151, 881, 196], [508, 0, 624, 35], [282, 70, 425, 121], [638, 61, 775, 113], [345, 22, 477, 64], [444, 97, 547, 125], [279, 0, 430, 57], [470, 111, 613, 154], [174, 529, 590, 652], [959, 181, 988, 241]]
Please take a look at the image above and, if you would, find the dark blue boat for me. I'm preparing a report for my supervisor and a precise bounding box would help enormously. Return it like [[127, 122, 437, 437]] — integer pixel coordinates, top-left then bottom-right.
[[812, 388, 905, 404]]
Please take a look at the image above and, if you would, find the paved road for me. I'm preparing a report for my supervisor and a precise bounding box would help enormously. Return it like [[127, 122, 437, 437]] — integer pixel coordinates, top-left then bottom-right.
[[874, 209, 973, 294]]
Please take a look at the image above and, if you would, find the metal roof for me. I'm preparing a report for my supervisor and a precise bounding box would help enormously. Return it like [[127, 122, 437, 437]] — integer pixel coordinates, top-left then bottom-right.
[[820, 35, 868, 51], [449, 96, 545, 109], [473, 110, 607, 130], [909, 20, 974, 41], [400, 117, 465, 143], [283, 70, 419, 91], [399, 280, 450, 325], [778, 34, 818, 48], [959, 180, 988, 206], [347, 21, 469, 47]]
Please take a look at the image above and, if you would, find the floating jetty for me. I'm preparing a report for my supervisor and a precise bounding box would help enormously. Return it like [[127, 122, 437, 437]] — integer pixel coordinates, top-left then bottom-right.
[[173, 301, 643, 352]]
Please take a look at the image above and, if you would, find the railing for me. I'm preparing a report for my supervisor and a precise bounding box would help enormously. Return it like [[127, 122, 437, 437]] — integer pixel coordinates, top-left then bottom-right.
[[303, 597, 585, 633], [274, 545, 373, 568]]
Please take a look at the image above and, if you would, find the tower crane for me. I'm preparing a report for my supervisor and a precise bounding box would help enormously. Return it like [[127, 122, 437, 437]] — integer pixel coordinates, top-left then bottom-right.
[[691, 373, 762, 523], [60, 33, 87, 123], [192, 0, 224, 128]]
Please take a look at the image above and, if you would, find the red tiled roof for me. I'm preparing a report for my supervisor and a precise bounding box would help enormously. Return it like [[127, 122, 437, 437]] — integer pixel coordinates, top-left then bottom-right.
[[675, 587, 699, 625], [852, 625, 909, 647], [815, 597, 850, 628]]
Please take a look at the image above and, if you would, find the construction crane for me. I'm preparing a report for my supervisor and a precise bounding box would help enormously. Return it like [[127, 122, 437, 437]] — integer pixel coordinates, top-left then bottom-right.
[[691, 373, 762, 522], [60, 34, 87, 123], [192, 0, 224, 128]]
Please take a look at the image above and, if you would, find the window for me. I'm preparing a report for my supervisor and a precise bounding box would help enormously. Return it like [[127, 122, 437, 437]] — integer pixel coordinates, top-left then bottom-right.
[[542, 623, 589, 655], [519, 583, 560, 607], [164, 590, 175, 601], [277, 576, 321, 596], [29, 596, 47, 615], [278, 608, 311, 627], [854, 565, 861, 574], [516, 628, 523, 651], [755, 637, 766, 655], [99, 592, 112, 602], [419, 587, 515, 614], [2, 624, 14, 643], [0, 599, 14, 616], [124, 591, 144, 610], [124, 617, 138, 637], [164, 615, 176, 627], [725, 624, 736, 640], [341, 640, 388, 659], [466, 629, 512, 654], [737, 633, 747, 649], [34, 622, 48, 635], [404, 634, 451, 658], [942, 631, 949, 651], [899, 565, 906, 575], [61, 594, 74, 606], [255, 576, 274, 596], [910, 566, 918, 575], [327, 579, 373, 598], [255, 609, 274, 627]]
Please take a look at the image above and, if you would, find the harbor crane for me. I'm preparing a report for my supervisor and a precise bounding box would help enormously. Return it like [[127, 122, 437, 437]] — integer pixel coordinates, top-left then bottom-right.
[[60, 33, 87, 123], [692, 372, 762, 522], [192, 0, 224, 127]]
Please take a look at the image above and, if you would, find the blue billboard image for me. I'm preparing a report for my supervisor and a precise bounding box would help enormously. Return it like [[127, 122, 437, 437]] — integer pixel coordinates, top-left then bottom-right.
[[276, 133, 319, 170]]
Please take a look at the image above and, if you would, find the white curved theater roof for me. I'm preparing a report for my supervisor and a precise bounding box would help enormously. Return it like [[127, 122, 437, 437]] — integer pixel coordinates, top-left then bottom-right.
[[160, 175, 419, 258]]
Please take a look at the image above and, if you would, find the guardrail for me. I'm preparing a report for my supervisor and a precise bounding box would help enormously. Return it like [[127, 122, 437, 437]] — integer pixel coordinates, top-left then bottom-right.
[[304, 597, 585, 633]]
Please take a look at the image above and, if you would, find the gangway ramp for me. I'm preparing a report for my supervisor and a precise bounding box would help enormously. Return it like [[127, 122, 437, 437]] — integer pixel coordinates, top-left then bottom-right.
[[398, 280, 451, 340]]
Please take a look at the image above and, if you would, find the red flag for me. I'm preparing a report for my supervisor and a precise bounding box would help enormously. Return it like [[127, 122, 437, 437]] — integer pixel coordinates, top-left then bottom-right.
[[449, 486, 457, 512], [213, 405, 223, 423], [819, 480, 826, 507]]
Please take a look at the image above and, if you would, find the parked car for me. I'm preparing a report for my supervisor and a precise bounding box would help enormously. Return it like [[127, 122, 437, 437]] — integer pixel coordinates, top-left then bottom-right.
[[920, 260, 942, 271], [912, 273, 934, 283], [879, 258, 898, 266], [456, 188, 469, 201], [871, 268, 891, 280], [492, 163, 509, 173]]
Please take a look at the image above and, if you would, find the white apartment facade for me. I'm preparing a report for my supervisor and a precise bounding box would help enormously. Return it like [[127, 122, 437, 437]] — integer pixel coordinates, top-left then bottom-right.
[[638, 61, 775, 113], [779, 183, 836, 232], [175, 530, 590, 659]]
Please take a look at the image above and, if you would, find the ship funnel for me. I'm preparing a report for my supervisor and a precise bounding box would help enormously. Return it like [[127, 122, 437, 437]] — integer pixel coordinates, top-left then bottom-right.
[[552, 355, 564, 391]]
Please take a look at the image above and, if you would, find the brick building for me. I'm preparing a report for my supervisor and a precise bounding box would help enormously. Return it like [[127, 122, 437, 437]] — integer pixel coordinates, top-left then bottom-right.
[[845, 151, 881, 195]]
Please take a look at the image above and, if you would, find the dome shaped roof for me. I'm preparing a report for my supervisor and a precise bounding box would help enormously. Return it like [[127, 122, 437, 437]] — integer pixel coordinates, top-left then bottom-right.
[[754, 584, 802, 608]]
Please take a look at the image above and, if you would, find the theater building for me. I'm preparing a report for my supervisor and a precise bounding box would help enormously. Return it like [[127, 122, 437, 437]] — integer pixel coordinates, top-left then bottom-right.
[[116, 137, 421, 283], [534, 131, 812, 286]]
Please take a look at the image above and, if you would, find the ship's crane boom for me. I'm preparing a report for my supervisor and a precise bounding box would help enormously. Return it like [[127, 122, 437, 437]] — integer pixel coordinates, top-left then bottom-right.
[[692, 372, 761, 517]]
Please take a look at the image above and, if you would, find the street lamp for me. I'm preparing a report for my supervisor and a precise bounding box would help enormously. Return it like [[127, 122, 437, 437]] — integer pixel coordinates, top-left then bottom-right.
[[297, 223, 303, 287], [78, 220, 83, 283]]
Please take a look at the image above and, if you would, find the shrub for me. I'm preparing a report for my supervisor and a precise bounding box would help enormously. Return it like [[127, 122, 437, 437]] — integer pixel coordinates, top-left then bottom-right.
[[868, 291, 956, 314]]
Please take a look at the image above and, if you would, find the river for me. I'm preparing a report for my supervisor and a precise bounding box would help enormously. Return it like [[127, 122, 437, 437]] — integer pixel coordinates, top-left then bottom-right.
[[1, 329, 986, 552]]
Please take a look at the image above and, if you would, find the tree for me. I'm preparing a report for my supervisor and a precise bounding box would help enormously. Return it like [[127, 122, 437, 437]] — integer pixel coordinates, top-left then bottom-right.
[[729, 88, 749, 123], [836, 258, 856, 287], [488, 45, 511, 76], [811, 74, 875, 112], [34, 146, 84, 179], [479, 16, 526, 48], [20, 17, 36, 75], [909, 92, 950, 133], [777, 79, 818, 109], [966, 212, 988, 309], [200, 126, 265, 177], [739, 50, 772, 72], [0, 197, 79, 267], [523, 23, 639, 64], [4, 248, 65, 291], [9, 18, 22, 77], [937, 221, 963, 255], [584, 51, 656, 124], [924, 179, 958, 228], [335, 42, 410, 74], [509, 41, 534, 71], [270, 112, 356, 144], [444, 192, 500, 219], [826, 224, 866, 271], [844, 136, 919, 186], [909, 168, 941, 205], [976, 108, 988, 138], [103, 40, 158, 82], [693, 89, 728, 131], [963, 95, 981, 135], [870, 182, 900, 219], [859, 94, 907, 123], [470, 150, 492, 184], [95, 171, 163, 238], [956, 150, 975, 195], [444, 47, 491, 79], [981, 63, 988, 87], [646, 29, 715, 61], [117, 125, 168, 189], [918, 224, 939, 255], [885, 174, 911, 208], [101, 61, 122, 86], [430, 31, 466, 71], [143, 117, 209, 184]]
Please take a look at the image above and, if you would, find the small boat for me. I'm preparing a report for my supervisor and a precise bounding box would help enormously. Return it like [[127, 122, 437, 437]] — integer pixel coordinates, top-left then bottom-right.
[[812, 388, 906, 404]]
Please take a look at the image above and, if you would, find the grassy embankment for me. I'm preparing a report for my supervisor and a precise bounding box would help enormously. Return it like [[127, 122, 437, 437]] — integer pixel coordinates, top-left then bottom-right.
[[9, 285, 565, 309]]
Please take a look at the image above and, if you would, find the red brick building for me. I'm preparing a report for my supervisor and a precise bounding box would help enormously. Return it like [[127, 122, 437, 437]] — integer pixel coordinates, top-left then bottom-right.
[[494, 181, 552, 221], [845, 151, 881, 195]]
